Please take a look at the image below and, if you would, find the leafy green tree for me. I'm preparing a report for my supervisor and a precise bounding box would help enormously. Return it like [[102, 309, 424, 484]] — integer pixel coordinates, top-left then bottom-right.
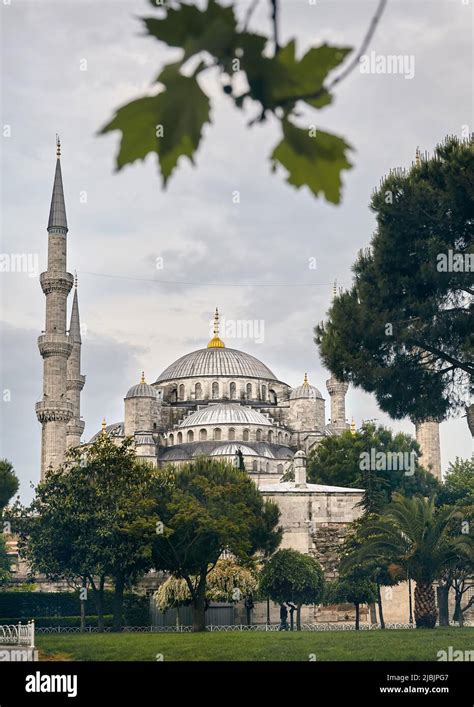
[[100, 0, 388, 204], [315, 135, 473, 426], [11, 436, 159, 631], [0, 459, 19, 510], [347, 494, 473, 628], [151, 458, 281, 631], [307, 423, 440, 512], [324, 574, 377, 630], [437, 457, 474, 507], [259, 548, 324, 630], [0, 459, 19, 587]]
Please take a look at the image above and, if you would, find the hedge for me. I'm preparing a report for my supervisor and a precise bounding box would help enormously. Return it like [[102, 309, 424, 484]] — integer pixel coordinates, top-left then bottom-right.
[[0, 591, 149, 625], [0, 615, 115, 628]]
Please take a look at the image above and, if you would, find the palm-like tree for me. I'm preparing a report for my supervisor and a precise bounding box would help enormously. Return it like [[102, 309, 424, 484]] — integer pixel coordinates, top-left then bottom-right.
[[344, 493, 473, 628]]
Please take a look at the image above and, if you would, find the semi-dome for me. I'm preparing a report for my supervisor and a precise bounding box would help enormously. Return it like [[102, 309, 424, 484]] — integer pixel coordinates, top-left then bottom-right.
[[125, 373, 158, 399], [155, 348, 278, 383], [290, 374, 323, 400], [210, 443, 258, 457], [179, 403, 272, 428]]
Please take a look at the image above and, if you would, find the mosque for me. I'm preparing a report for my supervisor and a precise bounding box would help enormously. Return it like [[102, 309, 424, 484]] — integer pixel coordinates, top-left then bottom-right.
[[31, 144, 444, 624]]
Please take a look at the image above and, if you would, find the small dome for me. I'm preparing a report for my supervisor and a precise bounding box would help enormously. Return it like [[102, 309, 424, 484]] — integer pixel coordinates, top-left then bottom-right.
[[290, 373, 323, 400], [125, 373, 158, 400], [294, 450, 307, 459], [210, 444, 258, 457]]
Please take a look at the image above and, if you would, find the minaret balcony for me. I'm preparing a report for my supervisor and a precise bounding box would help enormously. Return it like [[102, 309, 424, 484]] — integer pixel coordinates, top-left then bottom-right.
[[66, 375, 86, 391], [67, 420, 85, 436], [40, 271, 74, 295], [35, 399, 74, 423], [38, 333, 73, 359]]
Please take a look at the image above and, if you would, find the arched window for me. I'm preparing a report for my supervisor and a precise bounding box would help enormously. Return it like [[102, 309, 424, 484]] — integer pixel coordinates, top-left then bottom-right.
[[212, 381, 219, 399], [213, 428, 221, 441], [187, 430, 194, 443], [246, 383, 252, 399], [230, 382, 237, 399], [268, 430, 273, 443], [229, 428, 235, 441], [170, 389, 177, 403], [177, 432, 183, 444], [178, 384, 185, 401], [195, 382, 202, 399], [266, 462, 269, 472], [256, 429, 262, 442], [262, 385, 266, 400], [277, 463, 283, 474], [252, 460, 258, 471], [199, 428, 207, 441], [243, 429, 250, 442], [285, 433, 289, 443], [168, 433, 174, 446], [277, 431, 282, 443]]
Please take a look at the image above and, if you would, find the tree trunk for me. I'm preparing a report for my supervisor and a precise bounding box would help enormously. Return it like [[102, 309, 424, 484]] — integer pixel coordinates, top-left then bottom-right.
[[414, 582, 437, 629], [453, 587, 464, 626], [466, 403, 474, 437], [80, 594, 86, 634], [90, 574, 106, 632], [192, 591, 206, 632], [289, 605, 295, 631], [377, 583, 385, 629], [112, 574, 125, 633], [355, 603, 360, 630], [296, 605, 302, 631], [436, 584, 449, 626]]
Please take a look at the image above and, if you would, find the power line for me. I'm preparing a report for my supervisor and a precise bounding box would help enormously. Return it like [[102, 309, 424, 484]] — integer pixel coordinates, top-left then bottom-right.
[[79, 270, 350, 289]]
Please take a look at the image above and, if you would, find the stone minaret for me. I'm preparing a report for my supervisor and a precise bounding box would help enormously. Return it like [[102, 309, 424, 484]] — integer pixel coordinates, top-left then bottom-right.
[[66, 278, 85, 448], [415, 421, 441, 481], [36, 139, 74, 479], [326, 375, 349, 430]]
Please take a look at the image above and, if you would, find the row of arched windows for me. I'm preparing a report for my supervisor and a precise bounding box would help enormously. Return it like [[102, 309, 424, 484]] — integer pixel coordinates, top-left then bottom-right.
[[174, 381, 277, 402], [167, 428, 290, 445]]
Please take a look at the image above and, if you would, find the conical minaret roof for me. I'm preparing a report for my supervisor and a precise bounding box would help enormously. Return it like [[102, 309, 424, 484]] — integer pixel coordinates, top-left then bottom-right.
[[69, 281, 81, 344], [47, 139, 68, 232]]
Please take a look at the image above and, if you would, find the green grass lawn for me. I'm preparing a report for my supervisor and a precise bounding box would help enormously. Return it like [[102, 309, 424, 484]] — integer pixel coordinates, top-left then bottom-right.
[[37, 627, 474, 662]]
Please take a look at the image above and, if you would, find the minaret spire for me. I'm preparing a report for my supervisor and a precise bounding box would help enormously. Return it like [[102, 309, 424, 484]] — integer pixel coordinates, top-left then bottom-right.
[[36, 139, 74, 479], [207, 307, 225, 348], [66, 278, 86, 449]]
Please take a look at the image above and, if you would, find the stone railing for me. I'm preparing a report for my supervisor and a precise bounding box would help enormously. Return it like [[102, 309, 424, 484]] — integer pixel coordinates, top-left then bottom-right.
[[0, 621, 35, 647]]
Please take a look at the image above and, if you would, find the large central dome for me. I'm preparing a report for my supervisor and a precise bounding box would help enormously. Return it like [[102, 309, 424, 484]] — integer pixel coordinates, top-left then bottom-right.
[[154, 347, 278, 384]]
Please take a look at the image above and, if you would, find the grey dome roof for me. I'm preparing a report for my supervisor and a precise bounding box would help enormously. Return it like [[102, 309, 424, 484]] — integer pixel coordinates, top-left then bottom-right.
[[89, 421, 124, 443], [155, 347, 278, 383], [179, 403, 272, 428], [210, 444, 258, 457], [125, 380, 158, 399], [290, 380, 323, 400]]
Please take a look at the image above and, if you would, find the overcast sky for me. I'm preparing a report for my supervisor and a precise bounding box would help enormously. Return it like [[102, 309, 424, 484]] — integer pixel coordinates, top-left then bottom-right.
[[1, 0, 472, 503]]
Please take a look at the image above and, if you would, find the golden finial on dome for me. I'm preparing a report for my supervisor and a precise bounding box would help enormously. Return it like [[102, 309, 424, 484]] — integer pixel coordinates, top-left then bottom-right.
[[101, 417, 107, 434], [140, 371, 146, 384], [350, 417, 356, 435], [303, 372, 309, 386], [207, 307, 225, 348], [56, 134, 61, 158]]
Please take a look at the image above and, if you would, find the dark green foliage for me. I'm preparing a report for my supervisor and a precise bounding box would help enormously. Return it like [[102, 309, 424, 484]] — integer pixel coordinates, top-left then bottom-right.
[[100, 0, 355, 202], [316, 135, 473, 422], [259, 548, 324, 630], [0, 591, 148, 625], [0, 459, 19, 510], [151, 457, 281, 631], [437, 457, 474, 507], [307, 422, 440, 513]]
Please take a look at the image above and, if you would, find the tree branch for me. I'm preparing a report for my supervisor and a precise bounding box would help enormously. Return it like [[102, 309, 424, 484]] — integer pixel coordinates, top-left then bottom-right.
[[270, 0, 280, 55], [279, 0, 388, 105], [410, 339, 474, 376]]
